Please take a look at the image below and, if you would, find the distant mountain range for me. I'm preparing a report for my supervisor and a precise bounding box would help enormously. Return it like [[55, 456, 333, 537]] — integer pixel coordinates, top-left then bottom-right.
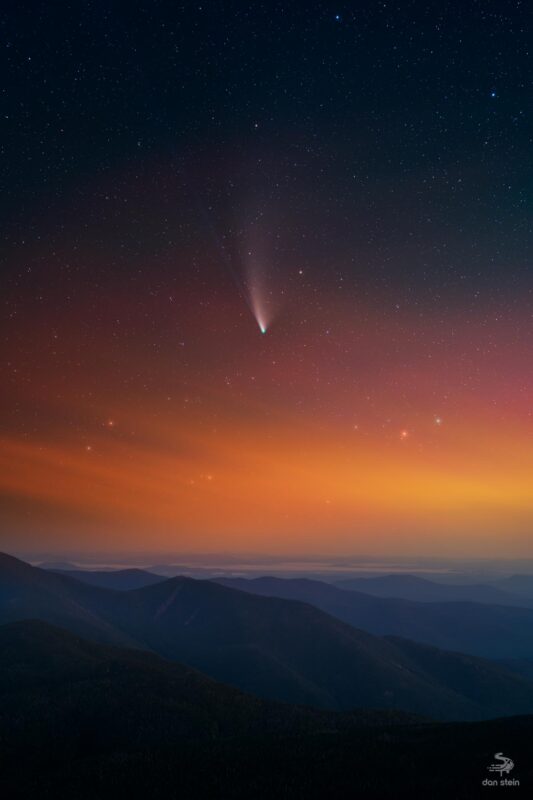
[[497, 574, 533, 599], [2, 552, 533, 721], [51, 567, 166, 590], [335, 573, 533, 606], [50, 563, 533, 605], [3, 553, 533, 797], [218, 576, 533, 660]]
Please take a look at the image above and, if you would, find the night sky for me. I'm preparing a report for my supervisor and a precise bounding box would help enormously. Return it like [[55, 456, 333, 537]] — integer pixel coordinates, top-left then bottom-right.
[[1, 2, 532, 557]]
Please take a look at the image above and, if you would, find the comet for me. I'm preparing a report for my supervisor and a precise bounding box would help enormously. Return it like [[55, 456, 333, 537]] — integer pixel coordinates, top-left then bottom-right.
[[197, 195, 276, 334], [249, 280, 272, 334]]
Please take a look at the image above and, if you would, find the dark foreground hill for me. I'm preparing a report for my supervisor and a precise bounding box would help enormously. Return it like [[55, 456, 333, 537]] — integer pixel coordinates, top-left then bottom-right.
[[0, 620, 403, 745], [218, 576, 533, 660], [1, 621, 532, 800], [3, 553, 533, 720], [23, 716, 532, 800]]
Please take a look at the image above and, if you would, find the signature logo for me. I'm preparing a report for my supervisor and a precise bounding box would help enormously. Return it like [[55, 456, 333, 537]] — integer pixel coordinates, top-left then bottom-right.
[[488, 753, 514, 776]]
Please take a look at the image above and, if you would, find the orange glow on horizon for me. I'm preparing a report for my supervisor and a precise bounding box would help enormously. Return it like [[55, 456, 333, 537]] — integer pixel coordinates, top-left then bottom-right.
[[1, 283, 532, 557], [1, 395, 532, 557]]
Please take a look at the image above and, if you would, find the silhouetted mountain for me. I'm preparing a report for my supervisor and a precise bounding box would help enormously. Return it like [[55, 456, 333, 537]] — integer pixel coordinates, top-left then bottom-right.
[[2, 620, 403, 741], [3, 553, 533, 720], [37, 561, 79, 570], [0, 620, 425, 798], [103, 574, 533, 719], [50, 567, 165, 590], [336, 573, 533, 608], [0, 552, 137, 648], [148, 563, 225, 577], [497, 659, 533, 682], [218, 576, 533, 660], [1, 623, 532, 799], [496, 575, 533, 599]]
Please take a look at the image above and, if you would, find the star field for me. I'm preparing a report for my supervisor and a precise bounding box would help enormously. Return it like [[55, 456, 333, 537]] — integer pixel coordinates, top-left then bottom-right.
[[1, 1, 532, 556]]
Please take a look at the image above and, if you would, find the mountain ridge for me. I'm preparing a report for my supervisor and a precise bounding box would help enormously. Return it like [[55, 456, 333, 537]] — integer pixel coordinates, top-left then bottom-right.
[[3, 621, 533, 798], [3, 552, 533, 720], [217, 575, 533, 660]]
